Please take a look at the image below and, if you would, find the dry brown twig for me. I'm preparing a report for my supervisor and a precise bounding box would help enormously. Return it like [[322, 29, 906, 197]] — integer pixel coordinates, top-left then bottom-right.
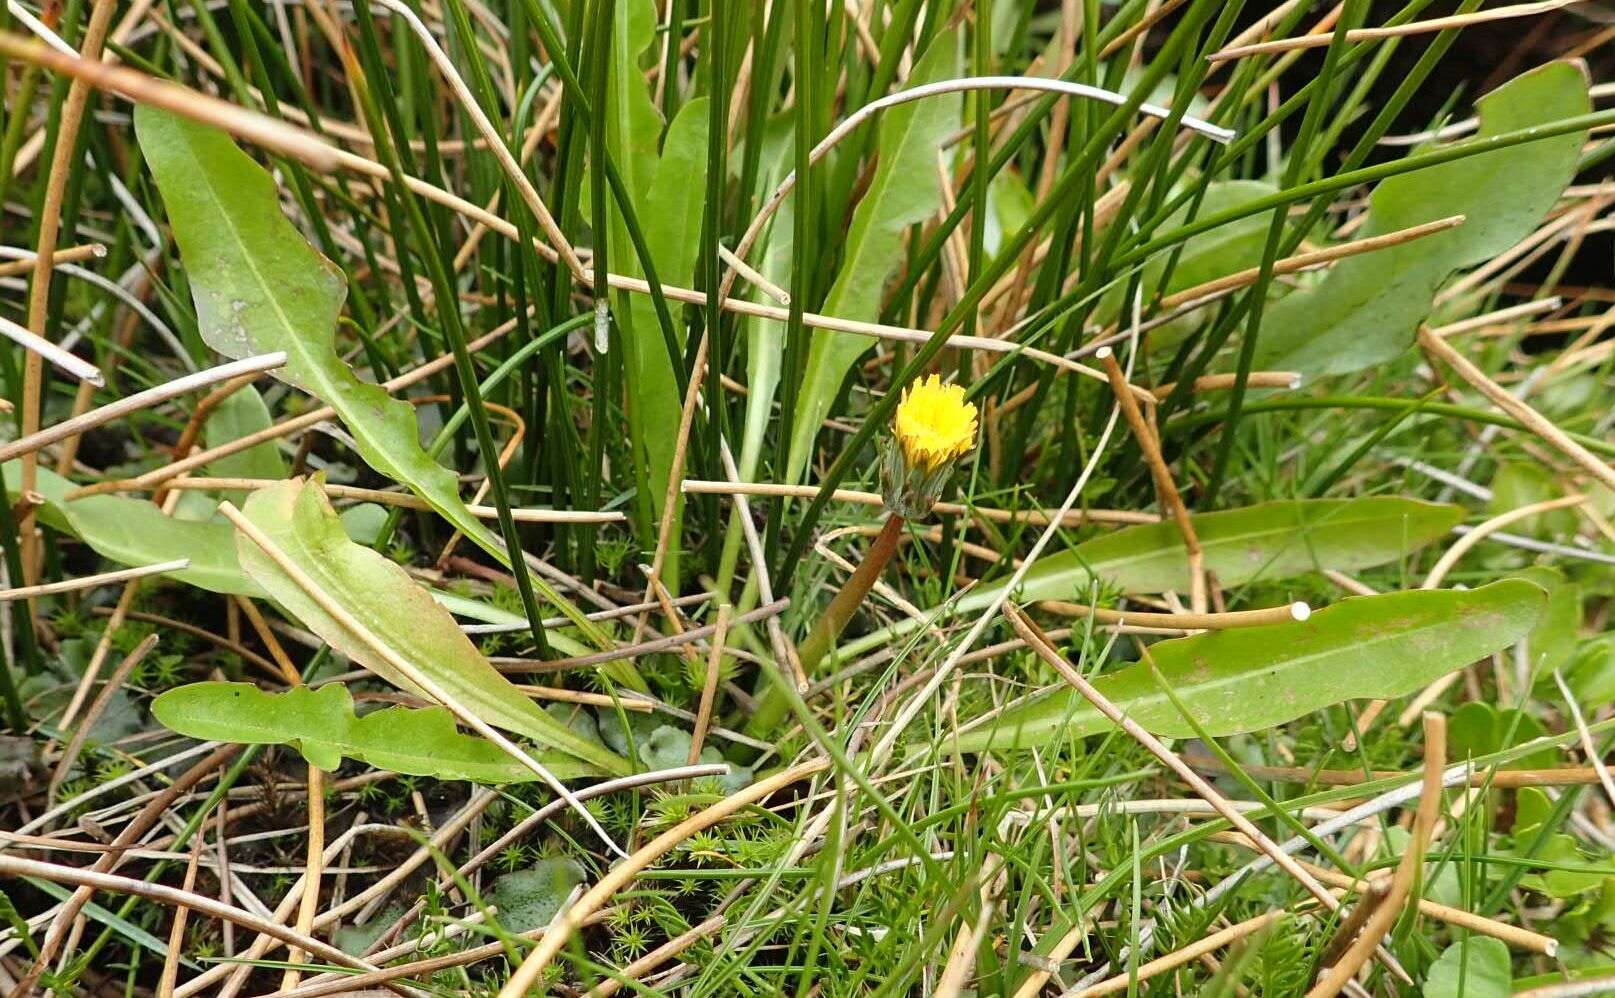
[[1418, 327, 1615, 496], [1209, 0, 1587, 60], [1097, 347, 1207, 613], [9, 744, 243, 997], [1306, 713, 1446, 997]]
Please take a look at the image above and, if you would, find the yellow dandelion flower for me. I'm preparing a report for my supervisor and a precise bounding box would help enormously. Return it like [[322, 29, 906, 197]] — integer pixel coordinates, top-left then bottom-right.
[[894, 375, 978, 471]]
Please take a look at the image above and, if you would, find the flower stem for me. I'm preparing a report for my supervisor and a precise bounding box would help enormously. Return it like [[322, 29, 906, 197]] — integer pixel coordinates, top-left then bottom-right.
[[797, 513, 906, 676]]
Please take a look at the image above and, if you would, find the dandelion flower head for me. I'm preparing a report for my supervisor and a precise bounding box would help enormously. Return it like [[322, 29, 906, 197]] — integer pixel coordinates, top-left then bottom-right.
[[894, 375, 977, 472]]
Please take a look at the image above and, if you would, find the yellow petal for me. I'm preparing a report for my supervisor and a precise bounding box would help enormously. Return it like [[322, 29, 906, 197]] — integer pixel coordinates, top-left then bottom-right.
[[894, 374, 978, 471]]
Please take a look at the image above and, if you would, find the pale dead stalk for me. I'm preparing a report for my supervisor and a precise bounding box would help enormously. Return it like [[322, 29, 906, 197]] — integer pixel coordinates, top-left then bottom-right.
[[1098, 348, 1205, 612], [54, 581, 140, 734], [0, 33, 341, 169], [10, 744, 242, 997], [0, 353, 288, 464], [0, 853, 401, 994], [1423, 494, 1587, 590], [1039, 599, 1310, 630], [70, 323, 515, 498], [113, 477, 624, 523], [48, 633, 161, 795], [586, 914, 727, 998], [1553, 669, 1615, 813], [1297, 859, 1556, 955], [0, 313, 103, 385], [1418, 327, 1615, 496], [282, 766, 325, 991], [1148, 372, 1300, 398], [1211, 0, 1587, 60], [0, 560, 189, 601], [633, 325, 714, 659], [1009, 919, 1089, 998], [682, 479, 1156, 525], [1305, 713, 1445, 997], [228, 597, 325, 991], [156, 833, 205, 998], [935, 855, 1005, 998], [0, 242, 105, 277], [14, 0, 119, 596], [363, 0, 584, 280], [1077, 909, 1287, 997], [688, 606, 732, 765]]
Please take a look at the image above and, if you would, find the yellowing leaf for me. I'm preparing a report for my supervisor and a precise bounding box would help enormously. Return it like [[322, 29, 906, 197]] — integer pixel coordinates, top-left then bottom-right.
[[234, 478, 627, 775]]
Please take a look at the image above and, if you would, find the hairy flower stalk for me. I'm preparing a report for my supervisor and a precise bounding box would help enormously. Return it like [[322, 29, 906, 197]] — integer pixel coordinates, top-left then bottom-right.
[[797, 376, 977, 674]]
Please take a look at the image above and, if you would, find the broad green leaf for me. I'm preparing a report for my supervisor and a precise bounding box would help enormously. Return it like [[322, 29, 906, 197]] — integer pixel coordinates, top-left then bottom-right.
[[4, 463, 548, 624], [734, 114, 797, 485], [1448, 701, 1555, 770], [432, 591, 591, 657], [337, 502, 389, 546], [151, 682, 605, 781], [983, 169, 1035, 259], [1253, 62, 1591, 377], [595, 0, 707, 584], [947, 580, 1544, 753], [1515, 787, 1606, 898], [134, 106, 601, 641], [1101, 180, 1279, 346], [837, 496, 1463, 660], [638, 100, 710, 324], [1423, 938, 1510, 998], [998, 496, 1463, 606], [204, 385, 286, 484], [787, 33, 962, 481], [1560, 636, 1615, 710], [333, 907, 404, 957], [234, 478, 627, 775], [4, 462, 261, 596], [613, 97, 711, 585], [1514, 566, 1581, 680], [603, 0, 660, 202]]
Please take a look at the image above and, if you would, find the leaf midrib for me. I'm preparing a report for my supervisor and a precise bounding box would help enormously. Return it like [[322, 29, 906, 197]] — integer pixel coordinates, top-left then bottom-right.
[[180, 137, 327, 396], [179, 130, 513, 562]]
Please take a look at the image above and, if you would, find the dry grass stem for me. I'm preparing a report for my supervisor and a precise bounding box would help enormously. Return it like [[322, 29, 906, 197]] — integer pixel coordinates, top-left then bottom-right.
[[1004, 606, 1361, 928], [688, 605, 732, 765], [1418, 327, 1615, 496], [682, 479, 1157, 525], [0, 353, 288, 464], [1305, 713, 1445, 997], [0, 313, 104, 386], [1210, 1, 1588, 60], [1039, 599, 1310, 630], [0, 559, 189, 601], [1098, 347, 1206, 612]]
